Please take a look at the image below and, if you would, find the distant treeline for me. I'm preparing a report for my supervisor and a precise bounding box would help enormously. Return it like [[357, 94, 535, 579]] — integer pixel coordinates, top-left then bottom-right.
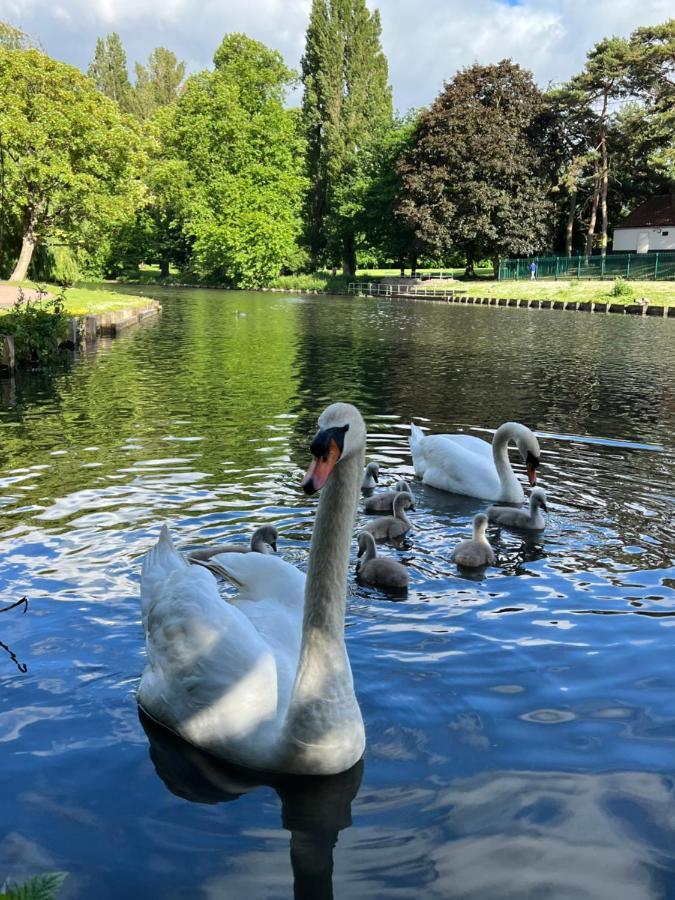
[[0, 10, 672, 287]]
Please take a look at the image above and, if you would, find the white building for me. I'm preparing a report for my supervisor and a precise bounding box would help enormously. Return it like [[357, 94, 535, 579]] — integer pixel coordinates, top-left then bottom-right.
[[613, 193, 675, 253]]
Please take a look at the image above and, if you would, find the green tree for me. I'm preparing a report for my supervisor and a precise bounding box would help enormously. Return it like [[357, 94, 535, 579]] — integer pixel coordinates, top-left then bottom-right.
[[88, 32, 134, 113], [333, 115, 417, 271], [166, 34, 305, 287], [301, 0, 392, 274], [0, 49, 144, 281], [397, 60, 554, 276], [624, 20, 675, 183], [564, 37, 632, 256], [546, 87, 599, 256], [133, 47, 186, 119]]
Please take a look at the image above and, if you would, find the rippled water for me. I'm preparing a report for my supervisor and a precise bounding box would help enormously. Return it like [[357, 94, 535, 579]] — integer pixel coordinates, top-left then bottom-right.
[[1, 288, 674, 899]]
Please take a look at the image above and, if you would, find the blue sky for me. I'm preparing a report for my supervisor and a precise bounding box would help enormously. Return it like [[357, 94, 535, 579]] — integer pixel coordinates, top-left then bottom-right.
[[0, 0, 671, 110]]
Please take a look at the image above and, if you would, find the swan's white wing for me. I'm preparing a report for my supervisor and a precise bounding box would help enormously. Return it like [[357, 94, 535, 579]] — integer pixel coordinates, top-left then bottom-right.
[[139, 527, 281, 766], [435, 433, 493, 458], [416, 435, 501, 500], [202, 551, 306, 708], [410, 424, 492, 478], [203, 551, 306, 606]]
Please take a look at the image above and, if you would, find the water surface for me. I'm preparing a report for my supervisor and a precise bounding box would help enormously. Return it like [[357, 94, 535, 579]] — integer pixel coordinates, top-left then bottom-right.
[[1, 289, 674, 898]]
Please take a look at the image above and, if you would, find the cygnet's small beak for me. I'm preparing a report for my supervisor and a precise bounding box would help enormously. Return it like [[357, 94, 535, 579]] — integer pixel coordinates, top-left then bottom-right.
[[540, 500, 548, 513], [270, 540, 278, 552]]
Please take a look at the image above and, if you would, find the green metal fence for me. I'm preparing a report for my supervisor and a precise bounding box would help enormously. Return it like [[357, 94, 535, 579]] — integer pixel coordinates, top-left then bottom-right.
[[499, 252, 675, 281]]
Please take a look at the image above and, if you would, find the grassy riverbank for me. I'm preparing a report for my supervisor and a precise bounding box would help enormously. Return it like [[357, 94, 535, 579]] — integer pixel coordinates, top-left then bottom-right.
[[0, 281, 158, 316], [417, 278, 675, 307], [108, 266, 674, 308]]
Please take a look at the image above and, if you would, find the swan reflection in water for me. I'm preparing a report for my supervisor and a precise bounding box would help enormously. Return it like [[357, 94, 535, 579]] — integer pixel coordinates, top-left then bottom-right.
[[139, 710, 363, 900]]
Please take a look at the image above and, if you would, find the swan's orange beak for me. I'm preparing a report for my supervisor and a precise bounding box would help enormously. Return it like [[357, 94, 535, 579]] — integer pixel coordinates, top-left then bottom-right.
[[525, 451, 539, 487], [302, 439, 341, 494]]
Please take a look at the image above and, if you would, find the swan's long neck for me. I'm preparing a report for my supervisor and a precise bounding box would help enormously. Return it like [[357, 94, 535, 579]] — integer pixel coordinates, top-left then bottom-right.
[[492, 424, 524, 502], [281, 445, 364, 767]]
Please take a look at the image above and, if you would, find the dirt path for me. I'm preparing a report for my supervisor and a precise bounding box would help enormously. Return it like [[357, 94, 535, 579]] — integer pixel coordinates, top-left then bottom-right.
[[0, 285, 51, 309]]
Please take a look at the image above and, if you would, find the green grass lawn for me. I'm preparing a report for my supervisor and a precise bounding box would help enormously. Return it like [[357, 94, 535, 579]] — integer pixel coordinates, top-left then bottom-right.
[[0, 281, 159, 316], [417, 278, 675, 307]]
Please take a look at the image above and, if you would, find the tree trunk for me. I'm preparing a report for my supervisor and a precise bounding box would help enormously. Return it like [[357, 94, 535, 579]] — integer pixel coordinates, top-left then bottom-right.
[[409, 251, 417, 279], [398, 254, 405, 277], [341, 232, 356, 277], [565, 186, 577, 257], [10, 205, 39, 282], [599, 90, 609, 258], [585, 166, 600, 259], [599, 167, 609, 258], [160, 256, 170, 278], [491, 255, 500, 281]]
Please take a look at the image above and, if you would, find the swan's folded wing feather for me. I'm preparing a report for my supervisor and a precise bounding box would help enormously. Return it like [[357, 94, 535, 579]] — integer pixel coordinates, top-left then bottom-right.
[[202, 551, 306, 605], [419, 435, 500, 497], [140, 562, 280, 746], [435, 434, 493, 458]]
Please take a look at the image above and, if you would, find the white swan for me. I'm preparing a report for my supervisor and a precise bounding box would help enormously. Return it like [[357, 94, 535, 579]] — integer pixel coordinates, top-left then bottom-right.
[[409, 421, 541, 502], [488, 487, 548, 530], [451, 514, 496, 568], [138, 402, 367, 776]]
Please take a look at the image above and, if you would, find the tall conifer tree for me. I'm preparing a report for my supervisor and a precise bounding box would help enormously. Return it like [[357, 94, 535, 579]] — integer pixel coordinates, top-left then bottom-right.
[[88, 33, 134, 114], [301, 0, 392, 274]]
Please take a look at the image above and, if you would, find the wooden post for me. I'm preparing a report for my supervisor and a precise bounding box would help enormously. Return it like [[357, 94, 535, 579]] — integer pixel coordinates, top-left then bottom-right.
[[85, 315, 98, 342]]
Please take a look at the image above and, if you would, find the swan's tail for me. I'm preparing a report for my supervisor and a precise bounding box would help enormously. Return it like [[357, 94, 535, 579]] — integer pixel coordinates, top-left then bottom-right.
[[409, 421, 427, 478], [141, 525, 189, 624], [409, 421, 425, 457]]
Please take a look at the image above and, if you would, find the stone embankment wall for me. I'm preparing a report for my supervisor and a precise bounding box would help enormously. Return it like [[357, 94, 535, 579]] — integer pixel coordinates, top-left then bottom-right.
[[0, 302, 161, 371]]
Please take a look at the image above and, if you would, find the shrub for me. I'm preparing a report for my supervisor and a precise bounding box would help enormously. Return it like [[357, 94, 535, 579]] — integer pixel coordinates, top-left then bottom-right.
[[266, 272, 355, 293], [611, 277, 633, 298], [2, 286, 69, 365]]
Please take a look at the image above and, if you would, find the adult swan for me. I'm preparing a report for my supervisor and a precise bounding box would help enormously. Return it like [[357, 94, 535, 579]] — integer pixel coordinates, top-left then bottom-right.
[[138, 402, 366, 776], [409, 421, 541, 502]]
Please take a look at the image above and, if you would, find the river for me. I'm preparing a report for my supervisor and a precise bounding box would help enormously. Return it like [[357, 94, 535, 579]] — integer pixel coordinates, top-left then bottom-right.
[[1, 288, 674, 898]]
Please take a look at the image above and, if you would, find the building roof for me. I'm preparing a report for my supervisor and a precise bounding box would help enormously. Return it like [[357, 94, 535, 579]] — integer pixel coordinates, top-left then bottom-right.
[[615, 193, 675, 229]]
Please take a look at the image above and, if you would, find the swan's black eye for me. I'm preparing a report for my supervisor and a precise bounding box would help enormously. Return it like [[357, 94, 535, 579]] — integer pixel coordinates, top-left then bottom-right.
[[310, 425, 349, 461]]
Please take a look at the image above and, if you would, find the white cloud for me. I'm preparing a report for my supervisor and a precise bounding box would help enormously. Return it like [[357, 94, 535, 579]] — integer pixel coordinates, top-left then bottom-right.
[[0, 0, 671, 109]]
